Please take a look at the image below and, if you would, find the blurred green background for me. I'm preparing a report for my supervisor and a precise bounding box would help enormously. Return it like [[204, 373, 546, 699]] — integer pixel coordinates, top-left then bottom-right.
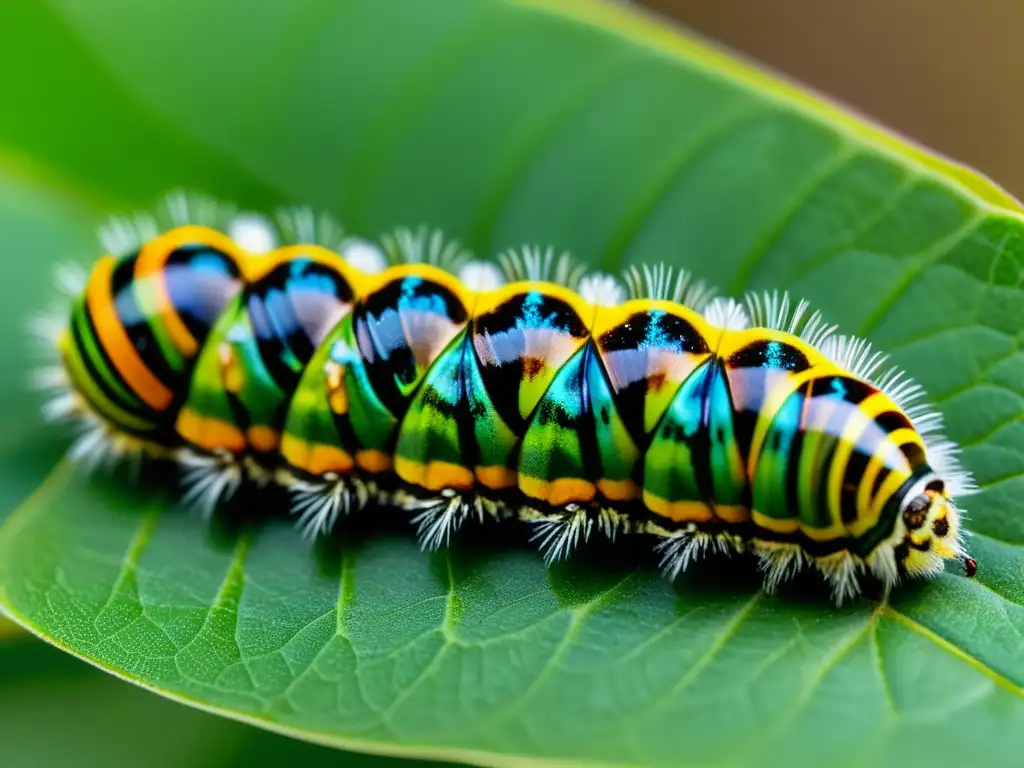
[[2, 1, 1017, 766]]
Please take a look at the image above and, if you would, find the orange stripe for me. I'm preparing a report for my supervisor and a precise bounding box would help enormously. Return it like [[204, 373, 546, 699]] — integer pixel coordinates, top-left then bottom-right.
[[712, 504, 750, 524], [246, 425, 281, 453], [519, 476, 596, 506], [356, 450, 392, 473], [643, 492, 716, 523], [134, 226, 242, 358], [475, 465, 517, 490], [87, 255, 173, 411], [597, 478, 640, 502], [395, 456, 475, 492], [280, 435, 355, 476], [136, 239, 197, 357], [176, 408, 247, 453], [134, 226, 239, 278]]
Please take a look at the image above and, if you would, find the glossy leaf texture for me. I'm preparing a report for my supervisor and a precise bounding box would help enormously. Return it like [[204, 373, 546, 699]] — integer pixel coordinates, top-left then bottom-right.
[[1, 1, 1023, 766]]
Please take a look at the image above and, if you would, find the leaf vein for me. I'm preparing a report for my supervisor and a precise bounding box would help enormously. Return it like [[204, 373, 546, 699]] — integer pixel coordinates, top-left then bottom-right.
[[883, 606, 1023, 698], [728, 143, 859, 294]]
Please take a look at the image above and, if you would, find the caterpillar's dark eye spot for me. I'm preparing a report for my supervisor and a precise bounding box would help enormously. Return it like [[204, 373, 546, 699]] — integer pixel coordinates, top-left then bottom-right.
[[933, 517, 950, 537], [902, 495, 929, 529]]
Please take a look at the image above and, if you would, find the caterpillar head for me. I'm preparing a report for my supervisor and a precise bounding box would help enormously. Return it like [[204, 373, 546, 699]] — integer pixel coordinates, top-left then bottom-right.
[[896, 477, 969, 578]]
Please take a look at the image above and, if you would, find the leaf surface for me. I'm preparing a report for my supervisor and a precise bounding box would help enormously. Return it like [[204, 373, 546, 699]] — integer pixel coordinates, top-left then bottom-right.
[[1, 1, 1023, 766], [0, 627, 437, 768]]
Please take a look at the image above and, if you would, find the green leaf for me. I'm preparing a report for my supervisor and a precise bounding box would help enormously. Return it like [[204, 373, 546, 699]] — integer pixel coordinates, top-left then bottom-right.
[[1, 1, 1023, 766], [0, 630, 447, 768]]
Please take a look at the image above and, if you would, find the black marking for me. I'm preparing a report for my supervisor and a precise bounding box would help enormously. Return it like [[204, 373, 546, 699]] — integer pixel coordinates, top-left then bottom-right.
[[893, 540, 911, 564], [72, 302, 154, 429], [162, 243, 243, 343], [473, 290, 587, 433], [328, 406, 367, 461], [354, 274, 468, 417], [111, 254, 181, 397], [806, 375, 873, 405], [247, 257, 354, 392], [840, 449, 871, 525], [728, 339, 809, 372], [782, 396, 807, 523], [870, 466, 888, 500], [933, 516, 950, 537], [598, 310, 709, 354], [451, 336, 481, 475], [874, 410, 913, 435], [598, 309, 710, 448], [899, 442, 927, 469]]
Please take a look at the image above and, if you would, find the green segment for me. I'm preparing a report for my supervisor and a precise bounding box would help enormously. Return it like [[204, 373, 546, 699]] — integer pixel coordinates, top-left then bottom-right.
[[222, 308, 285, 436], [281, 327, 347, 455], [179, 296, 245, 440], [465, 341, 518, 474], [585, 348, 638, 485], [705, 364, 746, 508], [71, 297, 140, 410], [643, 360, 709, 506], [332, 315, 397, 452], [518, 345, 589, 488], [394, 333, 468, 470], [133, 272, 186, 374], [64, 311, 153, 434], [795, 398, 839, 532], [751, 386, 803, 521]]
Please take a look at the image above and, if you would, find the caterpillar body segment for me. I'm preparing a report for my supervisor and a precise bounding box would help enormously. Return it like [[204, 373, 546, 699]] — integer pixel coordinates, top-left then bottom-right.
[[34, 192, 975, 604]]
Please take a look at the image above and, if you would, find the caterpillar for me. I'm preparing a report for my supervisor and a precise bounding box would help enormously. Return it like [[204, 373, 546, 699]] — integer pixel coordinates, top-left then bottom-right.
[[30, 192, 977, 603]]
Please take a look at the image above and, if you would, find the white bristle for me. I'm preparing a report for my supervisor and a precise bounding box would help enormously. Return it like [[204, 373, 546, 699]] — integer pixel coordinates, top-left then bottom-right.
[[229, 213, 278, 254], [341, 238, 388, 274], [578, 272, 626, 306], [458, 260, 506, 292]]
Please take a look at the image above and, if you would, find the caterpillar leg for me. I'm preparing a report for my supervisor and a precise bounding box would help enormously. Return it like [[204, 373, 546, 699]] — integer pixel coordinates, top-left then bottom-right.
[[813, 551, 865, 605], [522, 505, 631, 564], [756, 541, 874, 605], [526, 504, 595, 565], [752, 540, 810, 594], [653, 525, 745, 581], [177, 448, 245, 519], [283, 470, 372, 540], [401, 489, 488, 551]]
